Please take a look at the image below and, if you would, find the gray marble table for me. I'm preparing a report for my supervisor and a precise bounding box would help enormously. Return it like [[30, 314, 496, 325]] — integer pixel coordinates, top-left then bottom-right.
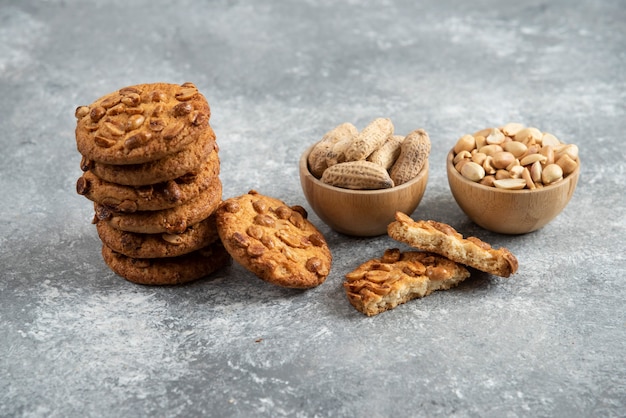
[[1, 1, 625, 417]]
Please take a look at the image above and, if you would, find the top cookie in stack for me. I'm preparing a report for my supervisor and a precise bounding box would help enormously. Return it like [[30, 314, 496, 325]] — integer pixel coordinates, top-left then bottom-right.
[[74, 82, 230, 285], [75, 82, 210, 165]]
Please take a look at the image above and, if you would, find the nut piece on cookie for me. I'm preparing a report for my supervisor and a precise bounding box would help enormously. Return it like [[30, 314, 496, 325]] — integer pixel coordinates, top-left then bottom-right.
[[387, 212, 518, 277], [344, 248, 470, 316], [215, 190, 332, 289]]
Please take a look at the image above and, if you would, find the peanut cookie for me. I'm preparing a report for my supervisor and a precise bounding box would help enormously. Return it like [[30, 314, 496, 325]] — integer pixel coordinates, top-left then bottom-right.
[[387, 212, 518, 277], [344, 248, 470, 316], [215, 190, 332, 289], [96, 215, 219, 259], [101, 241, 231, 285], [94, 179, 222, 234], [82, 127, 217, 186], [77, 150, 220, 212], [75, 82, 211, 165]]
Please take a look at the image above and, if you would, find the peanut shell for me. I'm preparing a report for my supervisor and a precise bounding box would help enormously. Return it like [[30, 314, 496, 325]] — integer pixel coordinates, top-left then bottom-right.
[[321, 160, 394, 190], [344, 118, 394, 161], [389, 129, 431, 186], [367, 135, 404, 170]]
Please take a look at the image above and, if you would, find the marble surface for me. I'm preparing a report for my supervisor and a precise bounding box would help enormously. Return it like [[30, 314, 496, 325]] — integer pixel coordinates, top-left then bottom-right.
[[1, 1, 625, 417]]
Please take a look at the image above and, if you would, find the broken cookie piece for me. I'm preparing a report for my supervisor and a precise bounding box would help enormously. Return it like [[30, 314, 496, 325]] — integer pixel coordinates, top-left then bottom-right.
[[344, 248, 470, 316], [387, 212, 518, 277]]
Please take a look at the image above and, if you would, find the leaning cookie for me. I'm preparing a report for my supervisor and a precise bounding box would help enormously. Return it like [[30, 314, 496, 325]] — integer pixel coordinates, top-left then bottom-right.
[[77, 150, 220, 212], [94, 179, 222, 234], [344, 248, 470, 316], [96, 215, 219, 258], [215, 190, 332, 289], [101, 241, 231, 285], [387, 212, 518, 277]]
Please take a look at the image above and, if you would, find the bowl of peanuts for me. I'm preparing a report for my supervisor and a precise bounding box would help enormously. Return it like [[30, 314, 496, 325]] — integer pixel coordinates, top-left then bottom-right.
[[447, 123, 580, 234], [299, 119, 430, 237]]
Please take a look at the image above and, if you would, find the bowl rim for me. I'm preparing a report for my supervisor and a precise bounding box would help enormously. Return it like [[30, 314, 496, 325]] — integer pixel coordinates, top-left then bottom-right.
[[446, 148, 580, 194], [300, 145, 429, 195]]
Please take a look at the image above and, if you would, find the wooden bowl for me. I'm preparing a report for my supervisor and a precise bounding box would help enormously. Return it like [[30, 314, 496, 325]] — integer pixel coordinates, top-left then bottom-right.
[[446, 149, 580, 234], [299, 146, 428, 236]]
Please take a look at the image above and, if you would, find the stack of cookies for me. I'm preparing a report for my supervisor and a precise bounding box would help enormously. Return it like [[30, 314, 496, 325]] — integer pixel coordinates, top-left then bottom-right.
[[74, 82, 230, 285]]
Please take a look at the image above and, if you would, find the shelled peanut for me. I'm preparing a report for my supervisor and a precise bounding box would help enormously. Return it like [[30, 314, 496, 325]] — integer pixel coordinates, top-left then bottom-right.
[[307, 118, 431, 190], [452, 123, 579, 190]]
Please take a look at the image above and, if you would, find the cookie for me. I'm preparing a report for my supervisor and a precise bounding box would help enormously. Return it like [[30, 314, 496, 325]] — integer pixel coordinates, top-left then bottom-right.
[[96, 215, 219, 258], [215, 190, 332, 289], [75, 82, 211, 165], [94, 179, 222, 234], [344, 248, 471, 316], [101, 241, 231, 285], [387, 212, 518, 277], [82, 126, 217, 186], [77, 149, 220, 212]]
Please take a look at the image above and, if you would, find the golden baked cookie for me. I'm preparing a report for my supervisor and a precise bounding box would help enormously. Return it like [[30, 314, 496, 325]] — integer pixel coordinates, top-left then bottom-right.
[[387, 212, 518, 277], [82, 126, 217, 186], [215, 190, 332, 289], [96, 215, 219, 259], [94, 179, 222, 234], [75, 82, 211, 165], [344, 248, 470, 316], [101, 241, 231, 285], [77, 150, 220, 212]]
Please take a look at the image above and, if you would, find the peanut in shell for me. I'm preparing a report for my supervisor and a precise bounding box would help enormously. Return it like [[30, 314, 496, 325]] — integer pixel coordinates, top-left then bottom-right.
[[367, 135, 404, 170], [321, 160, 394, 190], [308, 122, 358, 178], [389, 129, 431, 186], [344, 118, 394, 161]]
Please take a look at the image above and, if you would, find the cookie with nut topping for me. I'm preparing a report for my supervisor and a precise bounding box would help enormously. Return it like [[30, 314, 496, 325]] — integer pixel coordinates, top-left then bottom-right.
[[75, 82, 211, 165], [387, 212, 518, 277], [96, 215, 220, 259], [215, 190, 332, 289], [82, 126, 217, 186], [344, 248, 470, 316], [94, 178, 222, 234], [77, 149, 220, 212], [101, 240, 230, 285]]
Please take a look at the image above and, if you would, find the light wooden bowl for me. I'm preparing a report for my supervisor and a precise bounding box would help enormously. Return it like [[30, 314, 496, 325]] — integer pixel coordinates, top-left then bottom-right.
[[446, 149, 580, 234], [299, 146, 428, 236]]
